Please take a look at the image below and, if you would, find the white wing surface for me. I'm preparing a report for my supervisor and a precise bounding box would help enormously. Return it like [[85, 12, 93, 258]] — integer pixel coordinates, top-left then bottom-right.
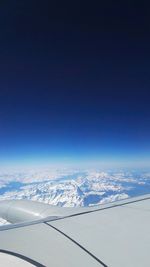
[[0, 194, 150, 267]]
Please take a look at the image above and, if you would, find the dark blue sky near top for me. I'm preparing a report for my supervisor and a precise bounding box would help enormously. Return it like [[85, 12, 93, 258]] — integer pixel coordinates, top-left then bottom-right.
[[0, 1, 150, 167]]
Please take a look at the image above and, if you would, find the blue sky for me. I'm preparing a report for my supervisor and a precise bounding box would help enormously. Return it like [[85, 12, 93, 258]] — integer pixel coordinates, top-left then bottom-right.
[[0, 2, 150, 169]]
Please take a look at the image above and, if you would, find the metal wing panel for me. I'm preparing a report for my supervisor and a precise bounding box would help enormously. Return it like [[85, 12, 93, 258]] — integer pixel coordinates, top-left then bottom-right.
[[47, 197, 150, 267], [0, 222, 101, 267], [0, 252, 37, 267], [0, 195, 150, 267]]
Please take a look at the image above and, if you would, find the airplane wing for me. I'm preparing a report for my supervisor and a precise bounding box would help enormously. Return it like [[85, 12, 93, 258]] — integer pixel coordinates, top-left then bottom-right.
[[0, 194, 150, 267]]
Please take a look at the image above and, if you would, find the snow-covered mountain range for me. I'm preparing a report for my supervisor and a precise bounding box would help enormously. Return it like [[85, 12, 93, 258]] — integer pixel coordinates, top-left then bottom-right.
[[0, 168, 150, 225]]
